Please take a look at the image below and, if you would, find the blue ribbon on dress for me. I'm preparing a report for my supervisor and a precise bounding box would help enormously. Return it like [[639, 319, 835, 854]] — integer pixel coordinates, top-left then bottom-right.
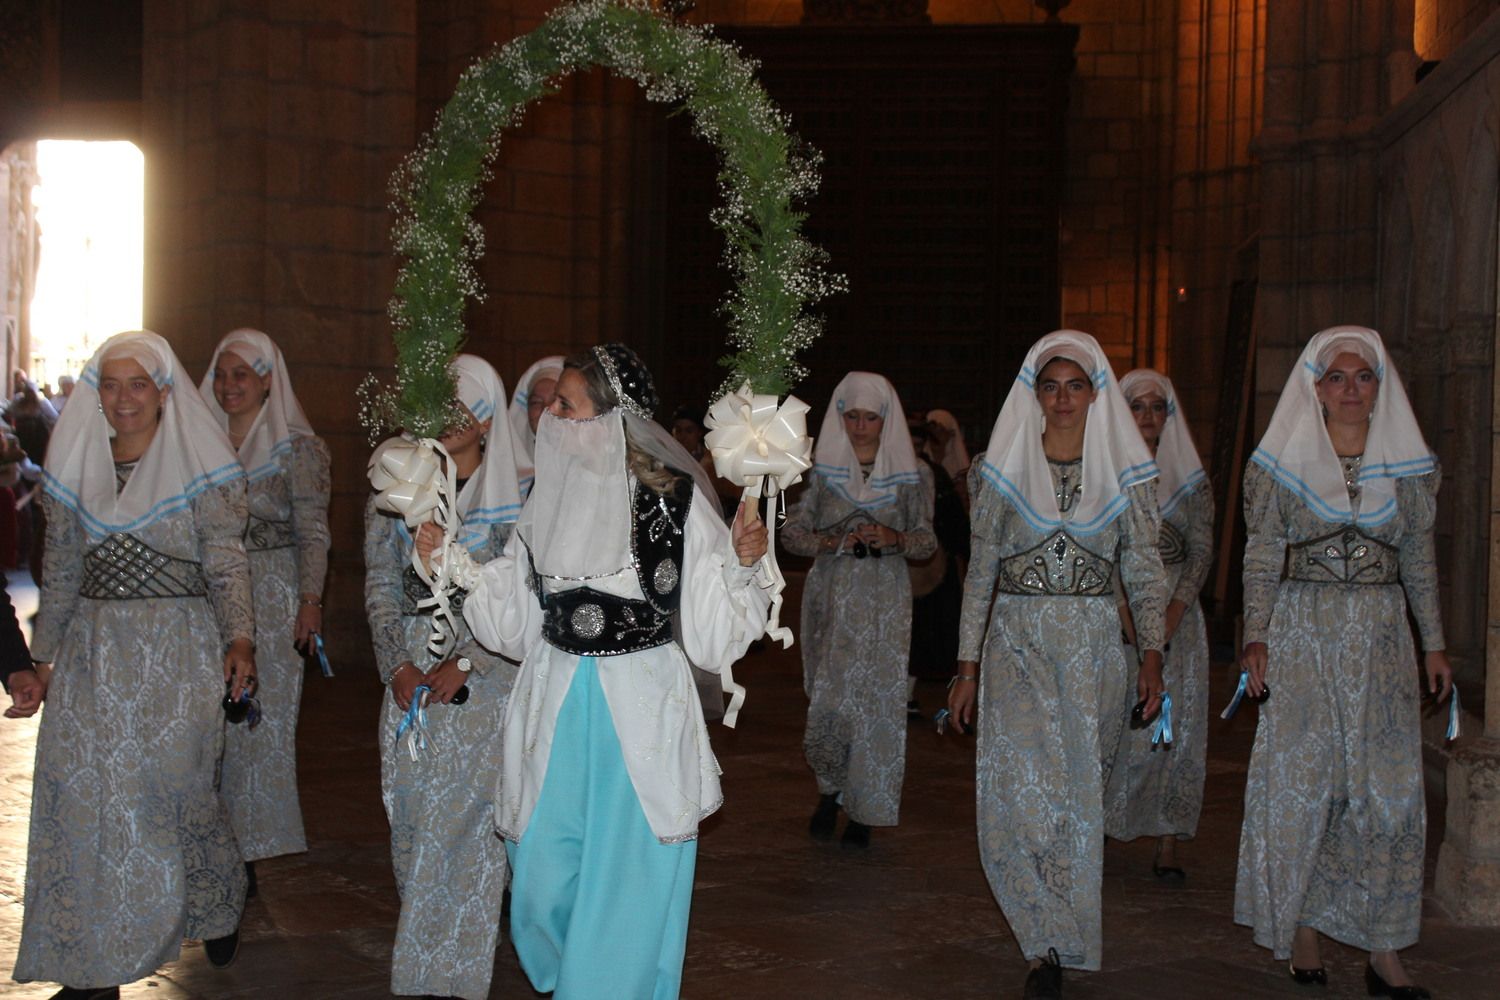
[[313, 632, 333, 678], [1151, 692, 1173, 747], [1447, 686, 1461, 741], [394, 684, 436, 760], [1220, 671, 1250, 720]]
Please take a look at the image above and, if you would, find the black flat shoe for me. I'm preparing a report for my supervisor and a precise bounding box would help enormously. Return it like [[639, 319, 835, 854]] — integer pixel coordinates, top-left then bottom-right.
[[808, 793, 839, 840], [49, 989, 120, 1000], [1288, 961, 1328, 986], [1365, 963, 1430, 998], [245, 859, 258, 900], [1023, 948, 1063, 999], [840, 820, 871, 848], [205, 928, 240, 968]]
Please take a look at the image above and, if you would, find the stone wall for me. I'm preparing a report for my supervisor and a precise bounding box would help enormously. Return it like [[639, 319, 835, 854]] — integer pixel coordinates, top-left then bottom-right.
[[1416, 0, 1500, 59]]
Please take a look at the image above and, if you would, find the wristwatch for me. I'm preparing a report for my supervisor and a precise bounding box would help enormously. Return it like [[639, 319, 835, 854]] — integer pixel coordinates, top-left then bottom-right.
[[456, 656, 472, 674]]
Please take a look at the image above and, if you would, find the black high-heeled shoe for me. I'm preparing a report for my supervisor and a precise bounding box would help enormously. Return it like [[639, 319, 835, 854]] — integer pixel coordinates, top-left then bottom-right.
[[1022, 948, 1063, 999], [808, 793, 839, 840], [1365, 962, 1430, 998], [1287, 960, 1328, 986]]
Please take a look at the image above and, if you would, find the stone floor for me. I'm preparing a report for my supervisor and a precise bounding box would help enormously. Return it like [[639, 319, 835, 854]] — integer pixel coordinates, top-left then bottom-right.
[[1, 571, 1498, 998]]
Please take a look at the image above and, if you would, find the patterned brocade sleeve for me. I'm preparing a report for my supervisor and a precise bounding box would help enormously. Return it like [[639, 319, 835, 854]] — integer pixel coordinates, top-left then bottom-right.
[[363, 497, 412, 683], [1119, 480, 1167, 654], [1397, 470, 1446, 652], [1172, 480, 1216, 606], [779, 474, 825, 557], [289, 435, 332, 597], [194, 479, 255, 647], [900, 465, 938, 560], [1240, 463, 1286, 646], [956, 481, 1007, 662], [30, 495, 84, 662]]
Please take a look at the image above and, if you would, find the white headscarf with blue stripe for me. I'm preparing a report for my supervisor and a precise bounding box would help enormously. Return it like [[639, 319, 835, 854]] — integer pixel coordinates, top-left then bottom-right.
[[200, 328, 315, 483], [451, 354, 523, 551], [507, 354, 564, 496], [979, 330, 1158, 535], [1251, 325, 1434, 527], [1119, 368, 1206, 517], [44, 330, 243, 540], [813, 371, 920, 510]]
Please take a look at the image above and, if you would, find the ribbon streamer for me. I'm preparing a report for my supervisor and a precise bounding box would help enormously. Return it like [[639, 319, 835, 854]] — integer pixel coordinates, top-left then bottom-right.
[[1220, 671, 1250, 720], [1152, 691, 1174, 747], [705, 382, 814, 653], [368, 436, 462, 658], [1447, 686, 1461, 741], [394, 684, 437, 760], [312, 632, 334, 678]]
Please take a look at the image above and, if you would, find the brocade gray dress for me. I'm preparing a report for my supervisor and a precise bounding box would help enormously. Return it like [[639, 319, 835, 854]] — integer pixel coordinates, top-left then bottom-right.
[[1233, 460, 1443, 958], [364, 499, 516, 1000], [220, 435, 330, 860], [782, 466, 937, 827], [959, 463, 1166, 970], [15, 475, 251, 988], [1105, 480, 1214, 842]]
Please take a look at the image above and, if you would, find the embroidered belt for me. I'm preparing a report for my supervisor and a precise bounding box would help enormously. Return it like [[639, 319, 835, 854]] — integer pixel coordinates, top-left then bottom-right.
[[402, 563, 466, 617], [81, 533, 207, 600], [996, 530, 1114, 596], [541, 587, 674, 657], [245, 514, 295, 551], [1285, 527, 1399, 585], [1158, 521, 1187, 566]]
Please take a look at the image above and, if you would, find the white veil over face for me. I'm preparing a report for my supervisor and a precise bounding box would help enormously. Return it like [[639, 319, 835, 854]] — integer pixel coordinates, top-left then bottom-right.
[[517, 410, 634, 579], [1250, 325, 1434, 526]]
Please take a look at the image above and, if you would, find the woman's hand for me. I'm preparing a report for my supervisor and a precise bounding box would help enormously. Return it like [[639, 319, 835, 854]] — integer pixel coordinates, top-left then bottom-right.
[[854, 521, 901, 550], [223, 638, 257, 701], [947, 661, 980, 732], [414, 520, 444, 573], [1137, 649, 1165, 721], [4, 664, 50, 718], [732, 501, 769, 567], [424, 658, 467, 704], [1163, 599, 1188, 643], [1425, 650, 1453, 703], [294, 596, 322, 650], [390, 662, 420, 711], [1239, 641, 1268, 698]]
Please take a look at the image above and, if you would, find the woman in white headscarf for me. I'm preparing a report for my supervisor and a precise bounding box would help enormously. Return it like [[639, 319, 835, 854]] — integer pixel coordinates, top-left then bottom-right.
[[1103, 369, 1213, 878], [781, 372, 937, 848], [13, 331, 254, 998], [945, 330, 1167, 997], [364, 353, 523, 1000], [1234, 326, 1449, 997], [508, 354, 564, 498], [201, 329, 330, 880], [414, 344, 768, 1000], [924, 408, 971, 508]]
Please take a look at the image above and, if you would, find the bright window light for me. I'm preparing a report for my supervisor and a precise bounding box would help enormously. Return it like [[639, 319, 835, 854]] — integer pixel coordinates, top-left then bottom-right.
[[30, 140, 144, 389]]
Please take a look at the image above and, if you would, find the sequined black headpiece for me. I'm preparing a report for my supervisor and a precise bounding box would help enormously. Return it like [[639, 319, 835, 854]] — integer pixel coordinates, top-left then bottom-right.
[[592, 343, 659, 420]]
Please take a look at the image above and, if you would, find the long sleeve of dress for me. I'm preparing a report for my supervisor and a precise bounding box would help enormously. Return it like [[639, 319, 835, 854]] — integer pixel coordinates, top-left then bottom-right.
[[364, 498, 415, 683], [1172, 481, 1217, 606], [779, 475, 825, 557], [289, 435, 332, 597], [195, 480, 254, 648], [1397, 470, 1446, 652], [452, 522, 516, 678], [957, 482, 1007, 662], [680, 489, 771, 673], [459, 532, 540, 665], [900, 466, 939, 561], [1240, 464, 1286, 646], [1118, 481, 1167, 654], [30, 495, 82, 662]]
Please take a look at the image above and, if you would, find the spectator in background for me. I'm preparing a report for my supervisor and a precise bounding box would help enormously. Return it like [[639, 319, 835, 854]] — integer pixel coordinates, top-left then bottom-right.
[[52, 374, 75, 413]]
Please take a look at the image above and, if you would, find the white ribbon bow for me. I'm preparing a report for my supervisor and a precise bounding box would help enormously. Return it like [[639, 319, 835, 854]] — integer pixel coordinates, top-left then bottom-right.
[[368, 436, 461, 658], [705, 383, 814, 686]]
